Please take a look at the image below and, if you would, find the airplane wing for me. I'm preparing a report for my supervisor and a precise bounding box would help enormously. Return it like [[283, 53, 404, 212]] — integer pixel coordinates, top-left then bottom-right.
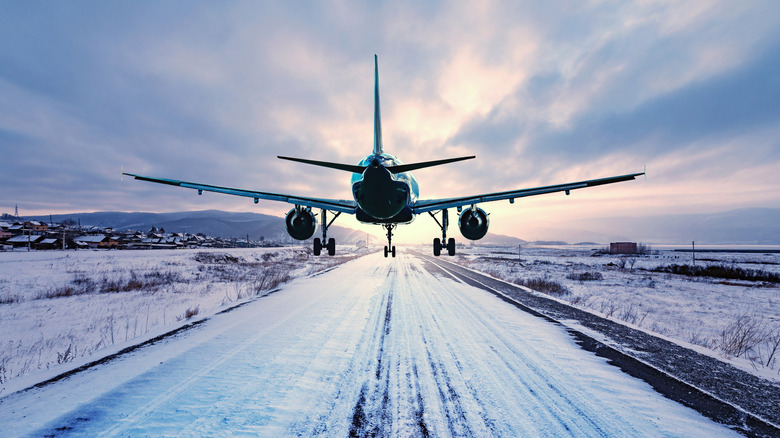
[[412, 172, 644, 214], [122, 173, 358, 214]]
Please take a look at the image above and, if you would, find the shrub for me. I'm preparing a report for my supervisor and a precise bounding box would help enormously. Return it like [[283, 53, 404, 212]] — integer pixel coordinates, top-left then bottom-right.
[[566, 272, 603, 281], [653, 264, 780, 283], [719, 312, 765, 358], [513, 277, 570, 296], [178, 306, 200, 321]]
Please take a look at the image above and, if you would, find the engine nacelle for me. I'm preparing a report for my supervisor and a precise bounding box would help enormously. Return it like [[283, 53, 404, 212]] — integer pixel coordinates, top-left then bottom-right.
[[458, 207, 489, 240], [285, 208, 317, 240]]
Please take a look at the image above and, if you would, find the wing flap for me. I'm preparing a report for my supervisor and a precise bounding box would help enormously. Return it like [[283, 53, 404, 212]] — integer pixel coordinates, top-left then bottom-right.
[[123, 173, 357, 213], [413, 172, 644, 213]]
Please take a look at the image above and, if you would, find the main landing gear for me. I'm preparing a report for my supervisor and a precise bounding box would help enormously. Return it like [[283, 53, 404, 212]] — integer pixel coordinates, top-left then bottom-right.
[[429, 209, 455, 256], [313, 210, 340, 256], [383, 224, 396, 258]]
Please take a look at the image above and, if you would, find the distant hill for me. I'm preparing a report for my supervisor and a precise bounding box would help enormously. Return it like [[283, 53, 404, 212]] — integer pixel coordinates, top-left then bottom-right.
[[473, 233, 527, 246], [565, 208, 780, 245], [32, 210, 374, 244]]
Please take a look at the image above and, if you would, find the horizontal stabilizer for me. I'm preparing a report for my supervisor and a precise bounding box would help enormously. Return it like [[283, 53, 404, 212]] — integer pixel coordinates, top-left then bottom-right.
[[387, 156, 475, 174], [277, 156, 366, 174], [279, 155, 476, 174]]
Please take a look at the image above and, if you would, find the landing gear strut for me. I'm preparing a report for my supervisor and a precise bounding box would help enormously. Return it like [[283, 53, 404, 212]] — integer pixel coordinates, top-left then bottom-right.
[[313, 210, 340, 256], [383, 224, 396, 258], [429, 209, 455, 256]]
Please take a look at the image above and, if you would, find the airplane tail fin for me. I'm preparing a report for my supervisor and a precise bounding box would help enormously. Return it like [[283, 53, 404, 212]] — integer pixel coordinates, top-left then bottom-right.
[[278, 55, 475, 175], [373, 54, 383, 155]]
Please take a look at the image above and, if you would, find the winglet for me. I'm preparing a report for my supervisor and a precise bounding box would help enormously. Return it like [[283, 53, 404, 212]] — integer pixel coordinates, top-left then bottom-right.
[[373, 54, 383, 155]]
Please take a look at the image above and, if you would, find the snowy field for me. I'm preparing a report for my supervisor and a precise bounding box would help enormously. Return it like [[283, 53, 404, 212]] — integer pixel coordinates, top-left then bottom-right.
[[0, 246, 364, 391], [0, 253, 739, 437], [446, 244, 780, 379]]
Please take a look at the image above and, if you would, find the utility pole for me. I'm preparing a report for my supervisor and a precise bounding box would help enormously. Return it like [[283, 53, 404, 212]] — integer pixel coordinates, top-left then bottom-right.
[[692, 241, 696, 266]]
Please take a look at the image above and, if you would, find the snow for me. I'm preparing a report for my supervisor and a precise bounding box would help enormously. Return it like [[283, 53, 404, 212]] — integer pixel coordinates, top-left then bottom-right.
[[0, 252, 739, 436], [0, 246, 361, 391], [447, 244, 780, 380]]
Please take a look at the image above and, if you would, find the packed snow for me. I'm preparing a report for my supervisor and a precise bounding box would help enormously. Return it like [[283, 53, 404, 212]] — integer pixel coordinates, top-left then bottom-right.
[[0, 252, 739, 436]]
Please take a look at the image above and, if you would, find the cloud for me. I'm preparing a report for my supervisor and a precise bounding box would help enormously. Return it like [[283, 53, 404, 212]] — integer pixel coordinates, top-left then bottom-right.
[[0, 1, 778, 242]]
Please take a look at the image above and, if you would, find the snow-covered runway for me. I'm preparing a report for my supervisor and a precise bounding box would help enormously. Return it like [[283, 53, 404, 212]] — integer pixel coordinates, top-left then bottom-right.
[[2, 253, 737, 437]]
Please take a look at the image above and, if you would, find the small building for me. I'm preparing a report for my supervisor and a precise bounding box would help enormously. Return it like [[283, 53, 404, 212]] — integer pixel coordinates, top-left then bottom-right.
[[6, 234, 43, 248], [35, 238, 61, 250], [610, 242, 637, 254], [24, 221, 49, 232], [74, 235, 118, 249]]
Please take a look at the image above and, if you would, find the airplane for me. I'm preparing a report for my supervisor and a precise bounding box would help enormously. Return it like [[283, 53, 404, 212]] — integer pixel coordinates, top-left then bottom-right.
[[124, 55, 644, 258]]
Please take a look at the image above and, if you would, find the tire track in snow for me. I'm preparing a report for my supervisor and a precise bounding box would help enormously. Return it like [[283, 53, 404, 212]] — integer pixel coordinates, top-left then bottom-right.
[[401, 260, 479, 436], [349, 265, 395, 437]]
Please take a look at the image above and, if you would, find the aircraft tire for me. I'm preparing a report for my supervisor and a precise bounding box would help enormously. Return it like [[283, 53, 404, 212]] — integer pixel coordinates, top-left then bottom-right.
[[392, 246, 396, 257], [447, 238, 456, 256], [384, 246, 389, 257], [313, 238, 322, 256], [327, 238, 336, 256], [433, 238, 441, 256]]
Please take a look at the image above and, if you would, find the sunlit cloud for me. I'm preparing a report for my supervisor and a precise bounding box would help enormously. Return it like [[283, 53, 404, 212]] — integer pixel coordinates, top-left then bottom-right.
[[1, 0, 778, 243]]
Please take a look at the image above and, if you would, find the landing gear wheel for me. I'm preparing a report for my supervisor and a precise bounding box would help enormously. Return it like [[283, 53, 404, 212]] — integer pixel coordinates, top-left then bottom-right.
[[313, 238, 322, 256], [447, 238, 456, 256], [314, 209, 341, 256], [383, 224, 397, 259], [433, 238, 441, 256]]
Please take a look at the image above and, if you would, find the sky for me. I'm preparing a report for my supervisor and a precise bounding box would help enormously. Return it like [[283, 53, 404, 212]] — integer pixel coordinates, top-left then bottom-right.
[[1, 1, 779, 242]]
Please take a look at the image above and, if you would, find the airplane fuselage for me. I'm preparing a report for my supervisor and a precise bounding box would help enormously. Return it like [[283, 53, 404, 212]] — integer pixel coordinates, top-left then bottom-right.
[[351, 153, 419, 225]]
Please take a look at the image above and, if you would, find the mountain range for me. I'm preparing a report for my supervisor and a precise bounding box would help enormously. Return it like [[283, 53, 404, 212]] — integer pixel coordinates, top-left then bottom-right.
[[31, 207, 780, 245]]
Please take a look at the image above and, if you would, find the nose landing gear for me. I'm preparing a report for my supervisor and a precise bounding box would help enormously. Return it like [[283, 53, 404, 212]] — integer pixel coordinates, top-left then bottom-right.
[[383, 224, 396, 258]]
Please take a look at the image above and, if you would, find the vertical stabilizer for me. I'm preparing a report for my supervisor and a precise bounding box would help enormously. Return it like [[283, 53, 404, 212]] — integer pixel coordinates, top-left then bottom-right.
[[373, 54, 383, 155]]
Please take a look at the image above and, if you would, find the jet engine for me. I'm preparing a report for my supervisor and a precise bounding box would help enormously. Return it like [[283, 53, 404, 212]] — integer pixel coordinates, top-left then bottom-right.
[[458, 207, 489, 240], [285, 207, 317, 240]]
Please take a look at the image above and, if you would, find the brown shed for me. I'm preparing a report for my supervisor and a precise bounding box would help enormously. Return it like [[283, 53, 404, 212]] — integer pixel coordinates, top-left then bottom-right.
[[610, 242, 637, 254]]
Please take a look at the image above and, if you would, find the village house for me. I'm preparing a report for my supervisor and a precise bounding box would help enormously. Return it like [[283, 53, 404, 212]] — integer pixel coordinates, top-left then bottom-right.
[[24, 221, 49, 233], [6, 234, 44, 248], [73, 235, 118, 249]]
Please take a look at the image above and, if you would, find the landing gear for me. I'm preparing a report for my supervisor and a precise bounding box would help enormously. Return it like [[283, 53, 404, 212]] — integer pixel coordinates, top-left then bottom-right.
[[313, 210, 340, 256], [432, 237, 455, 257], [429, 209, 456, 256], [383, 224, 396, 258]]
